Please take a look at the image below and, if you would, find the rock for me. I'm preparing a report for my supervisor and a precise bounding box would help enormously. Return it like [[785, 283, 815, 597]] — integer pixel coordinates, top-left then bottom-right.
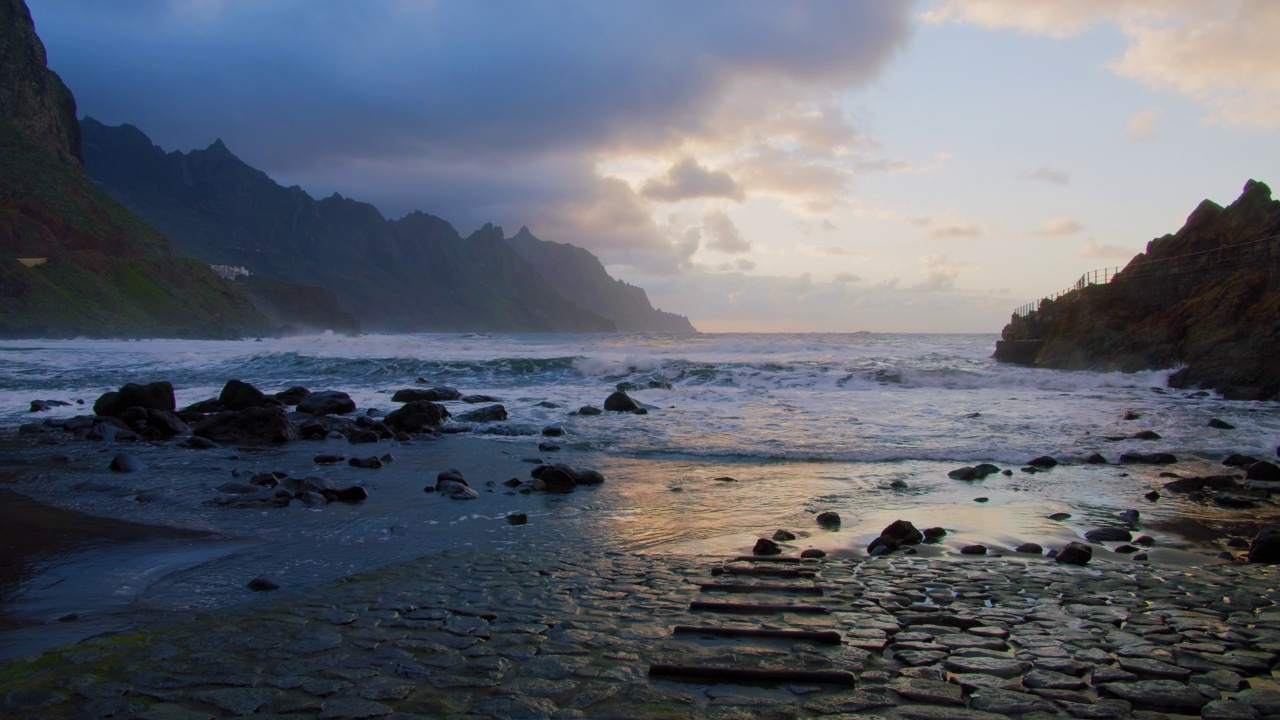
[[348, 457, 382, 470], [541, 425, 565, 437], [1123, 410, 1141, 420], [437, 480, 479, 500], [247, 576, 280, 591], [1233, 689, 1280, 715], [922, 527, 947, 542], [1224, 453, 1262, 467], [1201, 699, 1263, 720], [944, 655, 1032, 679], [1246, 461, 1280, 481], [816, 511, 841, 528], [537, 442, 560, 452], [463, 394, 500, 404], [1247, 527, 1280, 563], [392, 387, 461, 402], [1131, 430, 1161, 440], [108, 453, 145, 472], [1098, 680, 1209, 712], [573, 468, 604, 485], [384, 400, 450, 433], [1028, 455, 1059, 468], [1144, 490, 1160, 501], [178, 435, 218, 449], [297, 391, 356, 416], [274, 386, 310, 405], [1015, 543, 1043, 554], [1215, 492, 1259, 508], [194, 407, 299, 444], [1085, 453, 1108, 464], [530, 464, 577, 493], [1056, 541, 1093, 565], [94, 381, 176, 416], [801, 548, 826, 558], [507, 513, 527, 525], [960, 545, 987, 555], [455, 404, 507, 423], [752, 538, 782, 556], [868, 519, 923, 554], [333, 486, 368, 503], [1208, 418, 1237, 430], [603, 391, 640, 412], [1048, 512, 1071, 520], [1085, 527, 1133, 542], [1117, 509, 1140, 523], [772, 529, 796, 541], [890, 478, 908, 488], [218, 379, 270, 411], [1120, 452, 1177, 464], [576, 406, 602, 416], [948, 466, 979, 480], [139, 409, 190, 440], [1134, 535, 1155, 546]]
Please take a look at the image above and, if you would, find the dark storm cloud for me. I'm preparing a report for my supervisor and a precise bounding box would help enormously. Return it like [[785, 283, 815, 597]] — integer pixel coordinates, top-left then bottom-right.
[[28, 0, 915, 254]]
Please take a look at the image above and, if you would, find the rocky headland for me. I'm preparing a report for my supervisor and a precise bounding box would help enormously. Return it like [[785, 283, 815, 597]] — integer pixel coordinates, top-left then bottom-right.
[[1001, 180, 1280, 400]]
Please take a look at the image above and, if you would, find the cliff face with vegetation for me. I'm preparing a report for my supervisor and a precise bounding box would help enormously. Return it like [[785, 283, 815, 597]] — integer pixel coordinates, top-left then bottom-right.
[[1005, 180, 1280, 400], [0, 0, 267, 338], [81, 119, 694, 334]]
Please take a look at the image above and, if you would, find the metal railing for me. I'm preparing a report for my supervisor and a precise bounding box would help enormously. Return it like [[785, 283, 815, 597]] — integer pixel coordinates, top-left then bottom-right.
[[1012, 233, 1279, 318]]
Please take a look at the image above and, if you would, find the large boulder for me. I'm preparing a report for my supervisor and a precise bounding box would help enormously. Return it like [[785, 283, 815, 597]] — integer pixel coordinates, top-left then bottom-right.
[[1055, 541, 1093, 566], [1246, 461, 1280, 482], [384, 400, 450, 433], [93, 381, 175, 416], [274, 386, 310, 405], [392, 387, 461, 402], [1248, 527, 1280, 564], [219, 379, 270, 411], [194, 406, 299, 444], [603, 391, 640, 412], [455, 404, 507, 423], [868, 519, 923, 554], [297, 390, 356, 416], [1084, 527, 1133, 543]]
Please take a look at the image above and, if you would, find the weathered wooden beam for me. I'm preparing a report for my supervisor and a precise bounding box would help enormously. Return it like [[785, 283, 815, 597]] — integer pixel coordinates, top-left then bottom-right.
[[689, 601, 829, 614], [699, 583, 824, 596], [673, 625, 842, 645], [649, 663, 857, 686]]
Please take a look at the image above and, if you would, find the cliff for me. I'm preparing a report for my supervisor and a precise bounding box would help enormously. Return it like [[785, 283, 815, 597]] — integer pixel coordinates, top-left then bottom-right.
[[1003, 180, 1280, 400], [0, 0, 266, 338], [81, 119, 622, 333], [0, 0, 79, 166], [506, 226, 696, 333]]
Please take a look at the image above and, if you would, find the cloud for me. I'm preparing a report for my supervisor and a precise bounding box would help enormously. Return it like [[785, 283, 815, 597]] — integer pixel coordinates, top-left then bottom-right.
[[1038, 216, 1083, 236], [806, 245, 862, 257], [29, 1, 916, 273], [640, 158, 744, 202], [832, 272, 862, 283], [703, 209, 751, 254], [1028, 167, 1070, 185], [1080, 237, 1137, 260], [923, 219, 985, 240], [924, 1, 1280, 128], [1125, 107, 1162, 141], [913, 254, 962, 292]]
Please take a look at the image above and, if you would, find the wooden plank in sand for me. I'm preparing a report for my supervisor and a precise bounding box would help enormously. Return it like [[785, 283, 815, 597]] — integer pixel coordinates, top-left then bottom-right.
[[673, 625, 842, 645], [689, 601, 829, 614], [649, 663, 857, 685], [699, 583, 824, 595]]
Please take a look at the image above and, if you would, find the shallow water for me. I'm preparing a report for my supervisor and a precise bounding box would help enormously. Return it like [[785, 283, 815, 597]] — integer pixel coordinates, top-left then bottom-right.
[[1, 332, 1277, 658]]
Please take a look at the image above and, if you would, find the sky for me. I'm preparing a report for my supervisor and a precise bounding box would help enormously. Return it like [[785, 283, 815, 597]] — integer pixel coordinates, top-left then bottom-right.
[[27, 0, 1280, 332]]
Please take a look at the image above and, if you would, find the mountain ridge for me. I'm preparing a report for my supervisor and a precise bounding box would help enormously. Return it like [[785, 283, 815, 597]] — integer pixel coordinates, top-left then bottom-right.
[[83, 118, 689, 333]]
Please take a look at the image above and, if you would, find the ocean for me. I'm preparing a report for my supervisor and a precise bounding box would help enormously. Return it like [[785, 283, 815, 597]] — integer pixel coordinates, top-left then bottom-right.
[[1, 332, 1277, 656]]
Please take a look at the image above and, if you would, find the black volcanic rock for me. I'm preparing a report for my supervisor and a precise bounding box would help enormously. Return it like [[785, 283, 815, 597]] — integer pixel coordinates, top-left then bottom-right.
[[1003, 181, 1280, 399], [0, 0, 79, 165]]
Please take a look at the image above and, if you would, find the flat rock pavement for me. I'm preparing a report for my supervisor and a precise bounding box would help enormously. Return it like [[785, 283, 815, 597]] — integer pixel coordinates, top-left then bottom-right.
[[4, 551, 1280, 719]]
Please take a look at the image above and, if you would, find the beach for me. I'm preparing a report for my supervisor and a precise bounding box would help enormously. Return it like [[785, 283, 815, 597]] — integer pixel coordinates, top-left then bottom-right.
[[2, 332, 1280, 716]]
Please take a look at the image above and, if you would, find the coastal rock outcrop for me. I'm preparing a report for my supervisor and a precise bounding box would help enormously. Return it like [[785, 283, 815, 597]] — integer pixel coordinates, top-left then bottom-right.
[[194, 406, 299, 445], [1001, 180, 1280, 400], [93, 382, 176, 416]]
